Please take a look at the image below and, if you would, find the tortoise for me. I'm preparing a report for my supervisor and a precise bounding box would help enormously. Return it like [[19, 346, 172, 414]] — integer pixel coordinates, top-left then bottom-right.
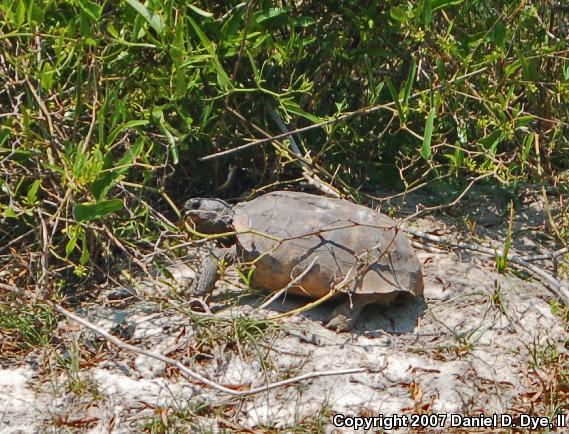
[[184, 191, 424, 331]]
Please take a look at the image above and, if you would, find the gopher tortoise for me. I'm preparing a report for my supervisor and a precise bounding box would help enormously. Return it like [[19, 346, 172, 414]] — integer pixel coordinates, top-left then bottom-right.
[[184, 191, 424, 331]]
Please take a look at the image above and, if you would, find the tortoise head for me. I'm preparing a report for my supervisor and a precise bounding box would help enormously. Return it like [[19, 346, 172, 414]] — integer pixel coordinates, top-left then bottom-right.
[[183, 198, 233, 234]]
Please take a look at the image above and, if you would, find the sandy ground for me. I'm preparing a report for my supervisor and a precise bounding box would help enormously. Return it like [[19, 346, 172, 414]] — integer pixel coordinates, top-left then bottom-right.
[[1, 187, 567, 433]]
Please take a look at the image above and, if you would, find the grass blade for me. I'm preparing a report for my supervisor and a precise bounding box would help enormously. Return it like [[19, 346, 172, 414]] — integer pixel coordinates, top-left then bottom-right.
[[421, 107, 435, 160], [386, 79, 404, 123], [124, 0, 164, 35], [402, 57, 417, 109], [422, 0, 432, 26]]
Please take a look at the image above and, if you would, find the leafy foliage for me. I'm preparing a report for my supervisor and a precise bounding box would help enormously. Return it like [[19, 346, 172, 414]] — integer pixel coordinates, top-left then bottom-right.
[[0, 1, 568, 288]]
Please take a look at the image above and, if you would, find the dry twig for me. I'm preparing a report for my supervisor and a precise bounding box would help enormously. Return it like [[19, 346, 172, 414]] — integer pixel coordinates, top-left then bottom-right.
[[266, 104, 341, 198], [200, 67, 489, 162], [50, 302, 367, 397], [257, 256, 319, 310], [405, 227, 569, 301]]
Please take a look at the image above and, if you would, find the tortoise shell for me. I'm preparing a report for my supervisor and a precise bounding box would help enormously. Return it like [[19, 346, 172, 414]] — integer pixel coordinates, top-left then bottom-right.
[[232, 191, 423, 299]]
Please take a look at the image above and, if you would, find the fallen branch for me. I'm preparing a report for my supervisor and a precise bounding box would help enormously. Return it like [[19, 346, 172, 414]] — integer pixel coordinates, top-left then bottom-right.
[[404, 227, 569, 302], [50, 302, 366, 397], [200, 67, 490, 162], [402, 171, 497, 222], [0, 282, 22, 294], [266, 104, 341, 198], [518, 247, 569, 262]]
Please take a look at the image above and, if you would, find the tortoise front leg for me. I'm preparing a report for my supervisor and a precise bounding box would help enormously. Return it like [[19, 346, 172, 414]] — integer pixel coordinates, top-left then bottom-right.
[[191, 247, 234, 296], [325, 292, 397, 332], [325, 300, 364, 332]]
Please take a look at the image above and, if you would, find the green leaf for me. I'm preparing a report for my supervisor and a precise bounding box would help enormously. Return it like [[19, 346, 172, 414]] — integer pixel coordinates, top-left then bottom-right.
[[15, 0, 26, 26], [189, 4, 213, 18], [0, 122, 11, 147], [247, 50, 261, 86], [27, 179, 41, 204], [477, 129, 504, 151], [402, 58, 417, 109], [108, 119, 149, 144], [152, 108, 179, 165], [107, 23, 119, 38], [521, 133, 534, 162], [124, 0, 164, 35], [281, 101, 322, 124], [4, 206, 18, 218], [431, 0, 463, 11], [390, 6, 408, 23], [27, 0, 43, 25], [40, 63, 54, 92], [490, 22, 506, 47], [254, 7, 290, 27], [73, 199, 123, 222], [78, 0, 102, 22], [65, 230, 79, 258], [422, 0, 432, 26], [72, 148, 86, 179], [521, 58, 540, 81], [421, 107, 435, 160], [187, 16, 232, 90], [454, 146, 464, 166], [514, 115, 536, 130], [444, 153, 457, 166], [187, 15, 213, 49], [386, 79, 404, 123], [505, 60, 521, 78], [436, 58, 446, 77], [91, 137, 144, 200], [212, 57, 232, 91], [464, 31, 485, 49], [79, 231, 90, 265]]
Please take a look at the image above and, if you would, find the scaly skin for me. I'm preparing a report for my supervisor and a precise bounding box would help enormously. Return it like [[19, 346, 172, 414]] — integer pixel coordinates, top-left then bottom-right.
[[325, 292, 398, 332], [325, 302, 364, 332], [192, 248, 235, 295]]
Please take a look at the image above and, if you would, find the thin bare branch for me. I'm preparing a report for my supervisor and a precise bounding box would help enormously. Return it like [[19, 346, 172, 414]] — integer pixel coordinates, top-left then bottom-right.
[[258, 256, 319, 310], [200, 67, 489, 162], [50, 302, 367, 397], [405, 227, 569, 301]]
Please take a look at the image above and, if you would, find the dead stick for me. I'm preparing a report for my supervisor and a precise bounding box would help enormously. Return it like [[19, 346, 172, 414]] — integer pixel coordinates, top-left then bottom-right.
[[200, 67, 489, 162], [405, 227, 569, 301], [518, 247, 568, 262], [266, 104, 341, 198], [50, 302, 366, 397]]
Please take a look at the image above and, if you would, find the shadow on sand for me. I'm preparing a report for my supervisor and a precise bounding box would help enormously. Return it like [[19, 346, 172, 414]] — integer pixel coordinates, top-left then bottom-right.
[[213, 290, 427, 337]]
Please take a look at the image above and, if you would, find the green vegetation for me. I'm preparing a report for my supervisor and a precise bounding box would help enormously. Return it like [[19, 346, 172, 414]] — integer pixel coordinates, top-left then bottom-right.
[[189, 312, 281, 368], [0, 0, 569, 292], [0, 298, 57, 354], [1, 0, 568, 292], [523, 312, 569, 425], [53, 339, 102, 399], [0, 1, 567, 428]]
